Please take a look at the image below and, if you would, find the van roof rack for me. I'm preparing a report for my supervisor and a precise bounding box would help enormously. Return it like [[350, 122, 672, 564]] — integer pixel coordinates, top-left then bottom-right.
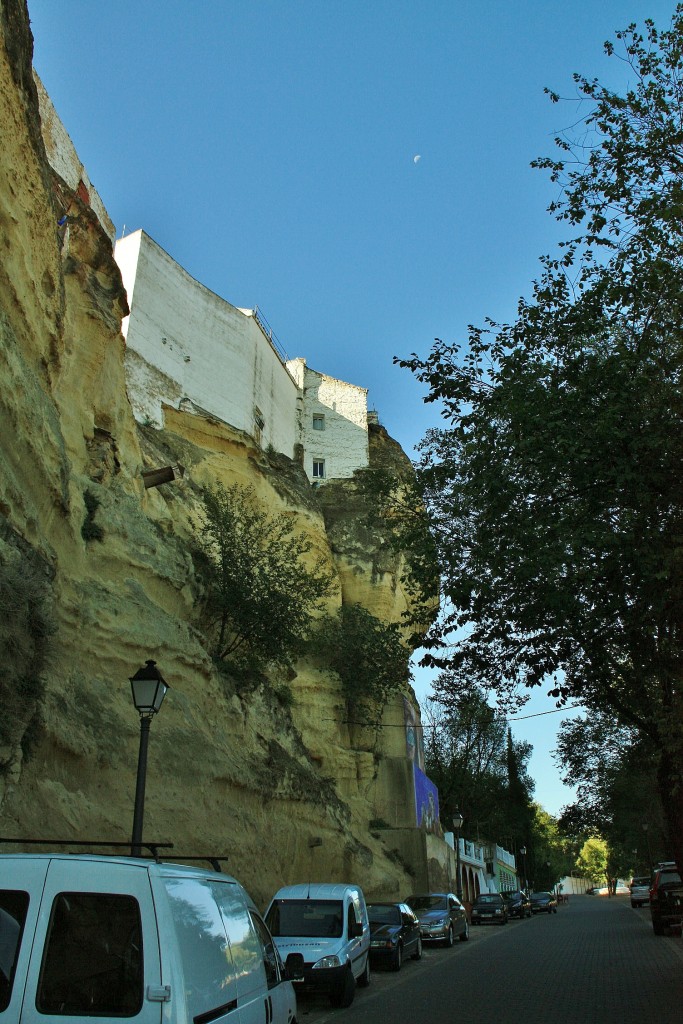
[[0, 837, 173, 861]]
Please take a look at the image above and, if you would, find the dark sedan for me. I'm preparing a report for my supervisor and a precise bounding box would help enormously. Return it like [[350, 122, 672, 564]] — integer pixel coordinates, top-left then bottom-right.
[[367, 902, 422, 970], [501, 890, 531, 919], [530, 891, 558, 914], [405, 892, 469, 946], [471, 893, 508, 925]]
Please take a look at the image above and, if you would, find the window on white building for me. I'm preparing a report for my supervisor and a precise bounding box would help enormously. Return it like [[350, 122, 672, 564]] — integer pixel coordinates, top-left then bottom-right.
[[312, 414, 325, 431], [312, 460, 325, 479]]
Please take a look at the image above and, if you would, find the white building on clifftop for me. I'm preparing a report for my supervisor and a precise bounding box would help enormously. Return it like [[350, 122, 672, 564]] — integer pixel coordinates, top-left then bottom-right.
[[114, 230, 370, 482]]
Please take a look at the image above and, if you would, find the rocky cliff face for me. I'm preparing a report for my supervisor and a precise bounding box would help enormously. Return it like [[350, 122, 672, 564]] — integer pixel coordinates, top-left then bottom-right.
[[0, 1, 429, 907]]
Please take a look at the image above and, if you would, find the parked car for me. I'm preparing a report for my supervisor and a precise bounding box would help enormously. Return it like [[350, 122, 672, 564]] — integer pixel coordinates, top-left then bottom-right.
[[530, 891, 558, 914], [471, 893, 508, 925], [629, 876, 651, 908], [264, 883, 370, 1008], [501, 890, 531, 919], [649, 864, 683, 935], [366, 902, 422, 970], [404, 892, 469, 946], [0, 852, 303, 1024]]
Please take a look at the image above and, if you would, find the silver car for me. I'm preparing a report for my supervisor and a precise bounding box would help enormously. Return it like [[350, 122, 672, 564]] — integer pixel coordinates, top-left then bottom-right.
[[404, 892, 469, 946], [629, 876, 651, 907]]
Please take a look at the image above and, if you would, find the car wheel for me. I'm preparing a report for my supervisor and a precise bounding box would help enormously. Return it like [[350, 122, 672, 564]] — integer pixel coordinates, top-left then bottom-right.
[[652, 919, 665, 936], [329, 968, 355, 1008], [411, 936, 423, 960], [459, 921, 469, 942], [390, 943, 403, 972], [444, 925, 454, 947], [357, 955, 370, 988]]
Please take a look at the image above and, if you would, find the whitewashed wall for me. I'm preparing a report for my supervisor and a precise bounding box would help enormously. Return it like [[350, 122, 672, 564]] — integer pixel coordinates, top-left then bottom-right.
[[287, 358, 369, 480], [35, 74, 114, 241], [115, 231, 299, 458]]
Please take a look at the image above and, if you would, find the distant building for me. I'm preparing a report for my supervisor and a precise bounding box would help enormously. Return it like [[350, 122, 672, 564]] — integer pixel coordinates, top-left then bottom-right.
[[114, 230, 370, 482]]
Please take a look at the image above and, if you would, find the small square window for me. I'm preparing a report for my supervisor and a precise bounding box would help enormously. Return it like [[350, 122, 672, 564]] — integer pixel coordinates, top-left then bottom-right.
[[312, 460, 325, 479], [312, 414, 325, 431]]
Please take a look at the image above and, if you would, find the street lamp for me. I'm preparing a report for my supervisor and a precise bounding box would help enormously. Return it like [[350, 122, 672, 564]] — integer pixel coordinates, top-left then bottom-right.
[[519, 846, 528, 894], [130, 659, 168, 856], [452, 811, 464, 901]]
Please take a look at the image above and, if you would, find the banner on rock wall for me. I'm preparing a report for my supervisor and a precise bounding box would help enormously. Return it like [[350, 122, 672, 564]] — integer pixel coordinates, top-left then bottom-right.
[[414, 765, 440, 833]]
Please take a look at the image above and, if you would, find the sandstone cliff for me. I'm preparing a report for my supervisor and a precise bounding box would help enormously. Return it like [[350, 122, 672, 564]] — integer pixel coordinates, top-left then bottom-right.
[[0, 0, 430, 907]]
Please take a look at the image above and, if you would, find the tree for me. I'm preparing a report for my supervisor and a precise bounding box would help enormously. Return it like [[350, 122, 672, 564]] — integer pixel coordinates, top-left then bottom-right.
[[556, 712, 667, 874], [576, 836, 610, 886], [318, 603, 410, 738], [194, 483, 333, 670], [398, 9, 683, 875], [423, 687, 535, 843]]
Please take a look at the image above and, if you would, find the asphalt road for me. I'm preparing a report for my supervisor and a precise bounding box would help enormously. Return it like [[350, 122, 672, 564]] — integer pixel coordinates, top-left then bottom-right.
[[295, 896, 683, 1024]]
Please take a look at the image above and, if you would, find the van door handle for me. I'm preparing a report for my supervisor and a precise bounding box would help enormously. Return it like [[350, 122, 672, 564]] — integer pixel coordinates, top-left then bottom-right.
[[147, 985, 172, 1002]]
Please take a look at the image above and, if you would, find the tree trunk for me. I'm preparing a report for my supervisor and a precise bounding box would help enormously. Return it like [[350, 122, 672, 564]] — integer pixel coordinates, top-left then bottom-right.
[[657, 746, 683, 878]]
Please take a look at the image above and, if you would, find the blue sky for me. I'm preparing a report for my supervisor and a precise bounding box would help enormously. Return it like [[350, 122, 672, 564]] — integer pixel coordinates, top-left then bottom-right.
[[28, 0, 677, 817]]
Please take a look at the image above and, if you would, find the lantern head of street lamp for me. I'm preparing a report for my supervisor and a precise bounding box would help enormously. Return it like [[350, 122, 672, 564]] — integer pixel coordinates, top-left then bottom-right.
[[520, 846, 527, 856], [452, 811, 464, 831], [130, 660, 169, 716]]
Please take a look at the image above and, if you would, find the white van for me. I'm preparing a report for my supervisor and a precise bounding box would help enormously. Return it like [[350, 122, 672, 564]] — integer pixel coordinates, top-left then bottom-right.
[[264, 883, 370, 1008], [0, 853, 303, 1023]]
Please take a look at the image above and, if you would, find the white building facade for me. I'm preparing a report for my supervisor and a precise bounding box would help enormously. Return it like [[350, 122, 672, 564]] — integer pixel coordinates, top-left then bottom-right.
[[114, 230, 370, 482]]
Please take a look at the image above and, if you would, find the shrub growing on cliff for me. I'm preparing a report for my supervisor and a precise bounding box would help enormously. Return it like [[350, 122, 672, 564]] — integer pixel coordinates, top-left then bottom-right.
[[0, 546, 55, 764], [318, 603, 411, 737], [194, 483, 333, 670]]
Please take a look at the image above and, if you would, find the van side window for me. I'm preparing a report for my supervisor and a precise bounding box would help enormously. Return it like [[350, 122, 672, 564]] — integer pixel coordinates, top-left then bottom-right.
[[249, 911, 281, 988], [164, 878, 239, 1021], [0, 890, 29, 1011], [347, 903, 355, 938], [36, 892, 142, 1016]]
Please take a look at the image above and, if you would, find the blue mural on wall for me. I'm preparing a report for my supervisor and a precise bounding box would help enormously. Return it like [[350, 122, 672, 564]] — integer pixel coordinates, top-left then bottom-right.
[[414, 765, 440, 833]]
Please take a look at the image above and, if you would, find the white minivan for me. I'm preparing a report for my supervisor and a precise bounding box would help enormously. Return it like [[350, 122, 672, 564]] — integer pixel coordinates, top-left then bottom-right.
[[0, 853, 303, 1023], [264, 883, 370, 1009]]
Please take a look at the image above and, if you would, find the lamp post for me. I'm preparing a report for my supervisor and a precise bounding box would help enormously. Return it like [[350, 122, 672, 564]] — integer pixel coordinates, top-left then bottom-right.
[[452, 811, 464, 901], [130, 659, 168, 857], [519, 845, 528, 894]]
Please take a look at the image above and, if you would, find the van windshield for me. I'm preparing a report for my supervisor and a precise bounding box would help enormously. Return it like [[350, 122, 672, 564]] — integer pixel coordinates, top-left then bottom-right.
[[266, 899, 344, 938]]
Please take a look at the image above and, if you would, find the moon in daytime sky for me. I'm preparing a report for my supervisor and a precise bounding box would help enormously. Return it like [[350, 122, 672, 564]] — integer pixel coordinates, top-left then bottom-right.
[[413, 154, 421, 163]]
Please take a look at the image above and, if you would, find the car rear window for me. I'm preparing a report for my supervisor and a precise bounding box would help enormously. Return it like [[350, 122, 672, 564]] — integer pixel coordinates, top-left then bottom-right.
[[36, 892, 143, 1016], [0, 890, 29, 1011]]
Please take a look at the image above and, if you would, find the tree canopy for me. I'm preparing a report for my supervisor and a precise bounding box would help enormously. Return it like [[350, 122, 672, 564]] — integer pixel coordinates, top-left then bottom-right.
[[398, 9, 683, 872], [422, 687, 535, 846], [194, 483, 333, 671]]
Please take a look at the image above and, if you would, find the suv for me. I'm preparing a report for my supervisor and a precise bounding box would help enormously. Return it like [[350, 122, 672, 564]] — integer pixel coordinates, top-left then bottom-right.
[[628, 875, 651, 908], [649, 863, 683, 935]]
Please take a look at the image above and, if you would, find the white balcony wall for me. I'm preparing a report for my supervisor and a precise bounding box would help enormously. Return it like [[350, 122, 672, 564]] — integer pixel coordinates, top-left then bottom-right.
[[114, 231, 299, 458]]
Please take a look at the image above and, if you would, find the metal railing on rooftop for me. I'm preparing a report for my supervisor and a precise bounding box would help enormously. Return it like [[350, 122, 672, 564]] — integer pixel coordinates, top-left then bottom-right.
[[253, 306, 289, 364]]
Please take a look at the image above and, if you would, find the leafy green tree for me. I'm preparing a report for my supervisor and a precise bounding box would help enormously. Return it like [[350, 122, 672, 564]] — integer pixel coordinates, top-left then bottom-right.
[[397, 9, 683, 875], [576, 836, 610, 886], [318, 603, 410, 738], [423, 688, 535, 843], [556, 712, 667, 874], [195, 483, 333, 669]]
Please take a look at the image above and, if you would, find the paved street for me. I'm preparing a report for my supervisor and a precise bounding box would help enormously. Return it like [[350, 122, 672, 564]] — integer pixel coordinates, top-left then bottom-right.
[[296, 896, 683, 1024]]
